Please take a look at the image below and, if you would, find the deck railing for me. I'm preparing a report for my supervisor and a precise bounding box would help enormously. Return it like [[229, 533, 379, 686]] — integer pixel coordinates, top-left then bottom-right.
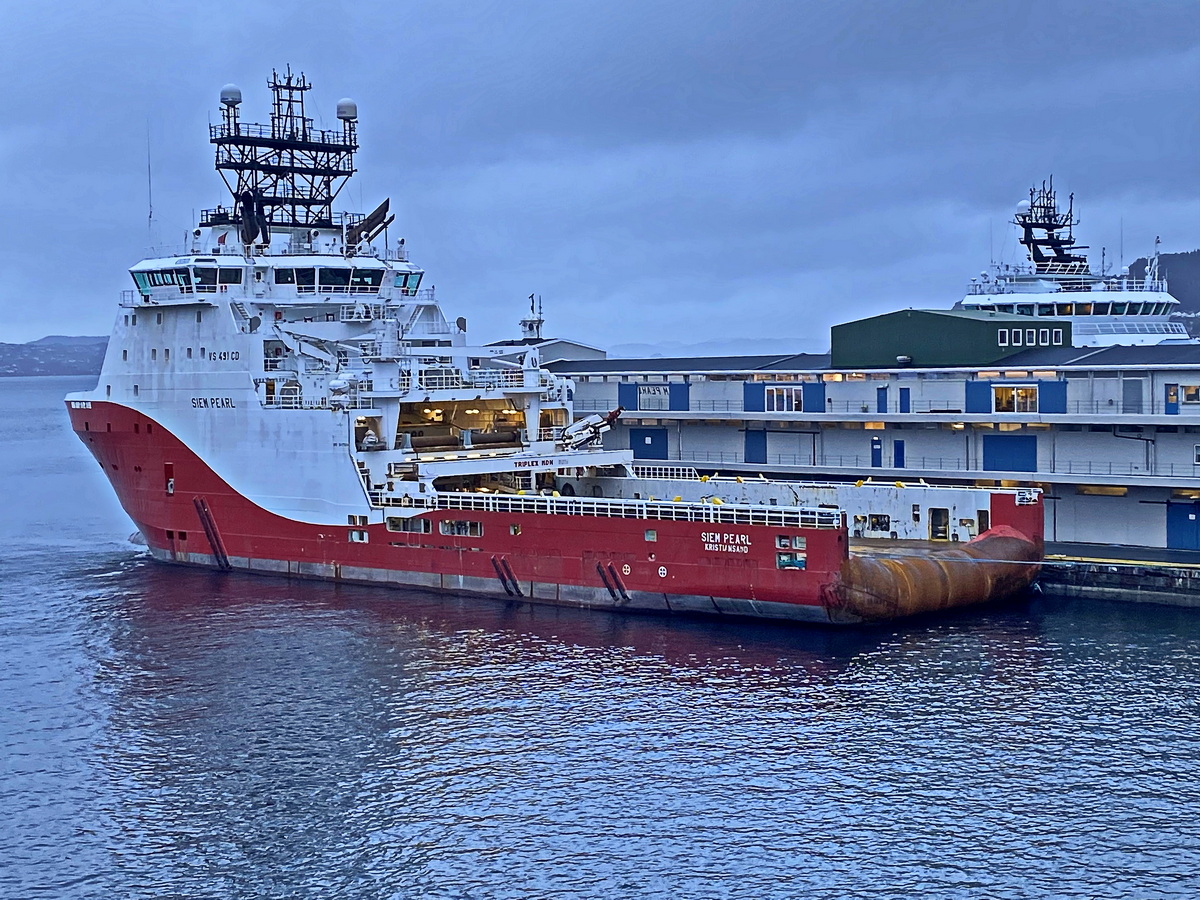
[[366, 490, 844, 529]]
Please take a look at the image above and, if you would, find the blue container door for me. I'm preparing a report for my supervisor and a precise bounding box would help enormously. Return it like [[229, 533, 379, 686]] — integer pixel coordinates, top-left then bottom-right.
[[893, 439, 905, 468], [1165, 384, 1180, 415], [870, 436, 882, 467], [744, 429, 767, 464], [1167, 502, 1200, 550], [982, 434, 1037, 472], [876, 386, 888, 414], [630, 427, 668, 460], [899, 387, 911, 413]]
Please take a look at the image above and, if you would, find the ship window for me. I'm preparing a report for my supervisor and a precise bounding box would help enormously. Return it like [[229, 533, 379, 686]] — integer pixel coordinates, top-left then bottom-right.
[[122, 349, 128, 361], [1052, 329, 1063, 345], [1093, 302, 1111, 315], [993, 385, 1038, 413], [1016, 304, 1034, 316], [1037, 304, 1054, 316], [386, 517, 432, 533], [1075, 303, 1092, 315], [350, 269, 384, 291], [1111, 303, 1128, 315], [996, 304, 1014, 314], [439, 519, 483, 537], [151, 349, 157, 360], [1056, 303, 1073, 316], [194, 268, 218, 292], [997, 330, 1008, 347], [131, 315, 137, 325], [793, 536, 807, 550], [196, 311, 203, 323], [1025, 329, 1035, 345], [1126, 303, 1142, 316], [510, 524, 521, 536], [644, 529, 657, 542], [1011, 330, 1022, 346], [218, 268, 243, 285], [776, 552, 806, 570], [1039, 329, 1049, 345], [295, 268, 315, 292], [348, 530, 369, 543], [133, 385, 139, 397], [106, 385, 111, 397], [318, 268, 352, 291], [868, 514, 890, 531], [156, 312, 163, 324], [275, 268, 295, 284], [164, 349, 170, 361]]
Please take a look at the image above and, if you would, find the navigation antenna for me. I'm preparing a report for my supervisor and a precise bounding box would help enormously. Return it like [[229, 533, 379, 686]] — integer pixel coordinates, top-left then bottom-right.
[[205, 67, 359, 247], [520, 294, 545, 341]]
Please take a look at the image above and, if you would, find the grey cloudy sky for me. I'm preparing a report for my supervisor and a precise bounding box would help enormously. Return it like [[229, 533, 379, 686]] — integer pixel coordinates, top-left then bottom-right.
[[1, 0, 1197, 351]]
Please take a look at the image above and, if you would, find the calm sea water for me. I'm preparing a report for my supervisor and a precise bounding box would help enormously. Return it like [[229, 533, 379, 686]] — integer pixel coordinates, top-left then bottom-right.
[[2, 376, 1200, 899]]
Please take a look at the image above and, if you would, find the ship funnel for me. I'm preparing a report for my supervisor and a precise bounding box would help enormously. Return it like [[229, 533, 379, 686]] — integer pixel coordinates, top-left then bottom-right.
[[336, 98, 358, 121], [220, 84, 242, 107]]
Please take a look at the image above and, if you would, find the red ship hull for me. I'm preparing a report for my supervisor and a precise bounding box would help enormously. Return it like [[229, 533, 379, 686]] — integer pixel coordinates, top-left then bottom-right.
[[68, 402, 1043, 624]]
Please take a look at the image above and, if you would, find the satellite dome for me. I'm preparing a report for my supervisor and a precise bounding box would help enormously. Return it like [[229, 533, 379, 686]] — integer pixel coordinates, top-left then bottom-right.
[[220, 84, 242, 107], [336, 98, 358, 121], [1016, 199, 1031, 213]]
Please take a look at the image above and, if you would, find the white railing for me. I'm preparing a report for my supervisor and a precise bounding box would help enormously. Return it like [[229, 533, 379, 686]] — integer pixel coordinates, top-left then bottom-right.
[[631, 465, 702, 480], [366, 490, 844, 529], [537, 427, 567, 442]]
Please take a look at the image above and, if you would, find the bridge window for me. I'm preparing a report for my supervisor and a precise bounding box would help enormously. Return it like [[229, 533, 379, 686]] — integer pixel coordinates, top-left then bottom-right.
[[1093, 302, 1111, 315], [218, 268, 243, 285], [1125, 303, 1142, 315], [275, 268, 295, 284], [1076, 302, 1092, 315], [195, 268, 218, 292], [318, 268, 352, 291], [395, 272, 423, 294], [350, 269, 384, 292], [1056, 303, 1073, 315], [147, 268, 193, 291], [1037, 304, 1054, 316]]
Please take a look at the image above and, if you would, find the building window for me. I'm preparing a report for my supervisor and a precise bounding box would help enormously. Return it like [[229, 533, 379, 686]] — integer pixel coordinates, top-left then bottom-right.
[[187, 347, 193, 359], [993, 384, 1038, 413], [156, 312, 163, 325], [766, 386, 804, 412], [151, 349, 157, 360], [122, 349, 128, 361], [997, 330, 1008, 347], [1182, 386, 1200, 403], [1052, 329, 1063, 345], [1039, 329, 1049, 345]]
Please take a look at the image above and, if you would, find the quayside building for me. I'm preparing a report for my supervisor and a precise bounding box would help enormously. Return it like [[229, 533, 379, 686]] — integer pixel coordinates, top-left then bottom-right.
[[549, 309, 1200, 551]]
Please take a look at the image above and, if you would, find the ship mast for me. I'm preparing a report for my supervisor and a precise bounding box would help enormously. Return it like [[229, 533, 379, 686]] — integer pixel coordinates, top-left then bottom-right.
[[205, 67, 359, 245], [1013, 177, 1090, 277]]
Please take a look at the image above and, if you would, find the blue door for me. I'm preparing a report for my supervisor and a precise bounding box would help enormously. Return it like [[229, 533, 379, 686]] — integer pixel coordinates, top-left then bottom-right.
[[893, 439, 905, 468], [744, 430, 767, 464], [630, 427, 668, 460], [1166, 384, 1180, 415], [982, 435, 1037, 472], [876, 386, 888, 414], [870, 436, 882, 467], [1167, 502, 1200, 550], [899, 388, 911, 413]]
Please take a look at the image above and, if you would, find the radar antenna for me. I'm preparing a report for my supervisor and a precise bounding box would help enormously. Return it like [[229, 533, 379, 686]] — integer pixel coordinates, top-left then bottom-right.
[[1013, 176, 1090, 277]]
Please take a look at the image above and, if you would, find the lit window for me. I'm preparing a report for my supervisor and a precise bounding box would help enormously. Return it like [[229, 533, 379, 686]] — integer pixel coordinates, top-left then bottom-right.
[[993, 385, 1038, 413]]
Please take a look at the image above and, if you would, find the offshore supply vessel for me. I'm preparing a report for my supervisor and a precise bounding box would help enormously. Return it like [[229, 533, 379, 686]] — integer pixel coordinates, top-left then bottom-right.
[[65, 71, 1044, 624]]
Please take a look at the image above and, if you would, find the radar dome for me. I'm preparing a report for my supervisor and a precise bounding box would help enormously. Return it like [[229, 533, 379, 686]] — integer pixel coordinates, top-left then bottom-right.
[[1016, 199, 1031, 213], [220, 84, 242, 107], [336, 98, 358, 121]]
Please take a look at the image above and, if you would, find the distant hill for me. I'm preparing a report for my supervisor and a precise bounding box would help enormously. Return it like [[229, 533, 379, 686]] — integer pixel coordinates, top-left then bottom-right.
[[0, 335, 108, 376]]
